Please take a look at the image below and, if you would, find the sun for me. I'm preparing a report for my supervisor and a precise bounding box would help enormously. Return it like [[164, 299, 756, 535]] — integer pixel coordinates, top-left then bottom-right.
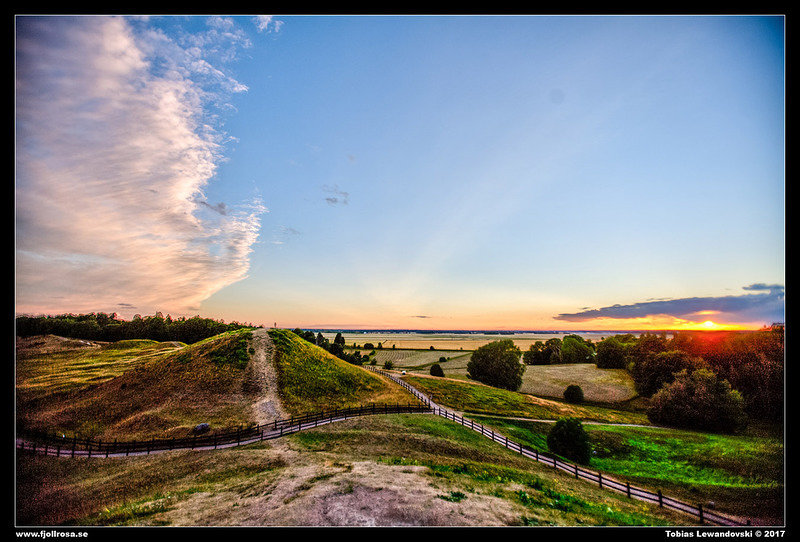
[[702, 320, 717, 329]]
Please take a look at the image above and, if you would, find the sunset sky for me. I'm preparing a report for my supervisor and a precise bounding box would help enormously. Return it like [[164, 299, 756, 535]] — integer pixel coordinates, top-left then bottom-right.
[[15, 15, 785, 330]]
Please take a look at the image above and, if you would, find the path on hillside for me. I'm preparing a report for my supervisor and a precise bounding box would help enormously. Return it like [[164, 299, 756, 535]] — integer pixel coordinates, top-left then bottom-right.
[[248, 328, 288, 424]]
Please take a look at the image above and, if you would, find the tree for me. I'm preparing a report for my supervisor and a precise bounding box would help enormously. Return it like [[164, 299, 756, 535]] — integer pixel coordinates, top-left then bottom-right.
[[523, 342, 548, 365], [547, 418, 592, 465], [430, 363, 445, 377], [648, 368, 747, 433], [632, 350, 701, 397], [561, 336, 594, 364], [334, 333, 346, 348], [595, 337, 627, 369], [316, 332, 326, 346], [466, 339, 524, 391]]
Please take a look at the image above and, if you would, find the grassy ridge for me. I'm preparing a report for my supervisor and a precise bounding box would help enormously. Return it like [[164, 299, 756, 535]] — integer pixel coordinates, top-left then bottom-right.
[[403, 374, 648, 424], [268, 329, 417, 414], [18, 329, 258, 439]]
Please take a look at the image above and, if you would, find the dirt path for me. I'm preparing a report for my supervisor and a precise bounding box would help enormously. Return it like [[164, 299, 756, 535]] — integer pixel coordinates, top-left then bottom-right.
[[247, 328, 288, 425]]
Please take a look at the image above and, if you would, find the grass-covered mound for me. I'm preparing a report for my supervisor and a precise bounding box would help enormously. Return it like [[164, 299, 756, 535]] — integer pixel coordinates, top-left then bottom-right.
[[16, 335, 186, 401], [18, 329, 258, 440], [402, 374, 648, 425], [268, 329, 416, 414]]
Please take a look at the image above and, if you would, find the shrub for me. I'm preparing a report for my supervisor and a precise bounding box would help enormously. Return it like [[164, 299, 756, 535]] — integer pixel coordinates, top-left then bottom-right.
[[370, 358, 377, 366], [439, 356, 447, 363], [383, 360, 394, 370], [430, 363, 445, 377], [466, 339, 524, 391], [547, 418, 591, 465], [364, 343, 375, 350], [648, 368, 748, 433], [595, 337, 627, 369], [563, 384, 584, 404]]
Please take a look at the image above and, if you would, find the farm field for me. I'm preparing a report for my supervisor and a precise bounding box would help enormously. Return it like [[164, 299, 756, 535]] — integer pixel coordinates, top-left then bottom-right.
[[469, 415, 784, 525], [351, 348, 468, 368], [397, 353, 638, 404]]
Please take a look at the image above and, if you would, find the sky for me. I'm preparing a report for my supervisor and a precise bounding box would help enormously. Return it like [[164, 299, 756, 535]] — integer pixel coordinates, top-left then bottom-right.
[[15, 15, 785, 330]]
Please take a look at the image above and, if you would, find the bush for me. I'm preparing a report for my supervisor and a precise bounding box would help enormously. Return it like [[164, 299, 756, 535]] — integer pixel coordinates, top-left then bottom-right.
[[547, 417, 592, 465], [648, 368, 747, 433], [383, 360, 394, 370], [439, 356, 447, 363], [595, 337, 627, 369], [466, 339, 524, 391], [430, 363, 445, 377], [563, 384, 584, 404]]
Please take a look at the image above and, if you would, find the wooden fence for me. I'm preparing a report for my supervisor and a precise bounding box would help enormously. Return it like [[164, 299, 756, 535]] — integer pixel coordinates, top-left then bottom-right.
[[16, 402, 431, 458], [365, 366, 753, 527]]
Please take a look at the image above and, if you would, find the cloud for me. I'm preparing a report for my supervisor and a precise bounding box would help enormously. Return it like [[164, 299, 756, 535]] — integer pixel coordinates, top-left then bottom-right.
[[323, 184, 349, 206], [253, 16, 283, 34], [411, 315, 433, 319], [554, 284, 785, 324], [15, 16, 265, 317]]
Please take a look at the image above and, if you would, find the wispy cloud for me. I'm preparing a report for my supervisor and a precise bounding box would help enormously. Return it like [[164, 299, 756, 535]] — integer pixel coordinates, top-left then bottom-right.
[[322, 184, 350, 206], [554, 284, 785, 324], [253, 16, 283, 34], [16, 16, 265, 317]]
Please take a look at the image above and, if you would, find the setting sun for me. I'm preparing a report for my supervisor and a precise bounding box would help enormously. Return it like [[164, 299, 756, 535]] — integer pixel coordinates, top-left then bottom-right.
[[702, 320, 717, 328]]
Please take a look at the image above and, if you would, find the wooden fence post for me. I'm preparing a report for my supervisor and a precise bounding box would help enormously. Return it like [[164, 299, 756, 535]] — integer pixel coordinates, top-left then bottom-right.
[[657, 490, 663, 507], [626, 481, 631, 498], [574, 464, 579, 478], [598, 472, 602, 488], [698, 503, 703, 524]]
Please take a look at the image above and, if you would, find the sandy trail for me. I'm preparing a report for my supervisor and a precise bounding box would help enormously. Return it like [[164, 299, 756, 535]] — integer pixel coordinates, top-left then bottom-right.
[[247, 328, 288, 425]]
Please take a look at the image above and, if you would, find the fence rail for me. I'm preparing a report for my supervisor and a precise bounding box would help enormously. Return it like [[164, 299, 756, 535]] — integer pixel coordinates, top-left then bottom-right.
[[16, 402, 431, 458], [364, 366, 752, 527]]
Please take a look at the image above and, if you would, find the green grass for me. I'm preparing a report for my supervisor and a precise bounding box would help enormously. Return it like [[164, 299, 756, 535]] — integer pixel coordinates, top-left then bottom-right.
[[402, 374, 648, 424], [469, 414, 784, 523], [268, 329, 417, 414]]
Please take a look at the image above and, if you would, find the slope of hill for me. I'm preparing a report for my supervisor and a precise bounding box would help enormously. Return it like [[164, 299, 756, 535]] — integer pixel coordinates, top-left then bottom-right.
[[268, 329, 417, 414], [17, 329, 260, 440]]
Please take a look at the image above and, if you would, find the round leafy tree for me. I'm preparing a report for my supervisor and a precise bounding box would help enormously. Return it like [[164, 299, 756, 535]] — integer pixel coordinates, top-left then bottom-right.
[[595, 337, 627, 369], [547, 417, 592, 465], [430, 363, 445, 377], [466, 339, 524, 391], [632, 350, 700, 397], [648, 368, 747, 433], [563, 384, 584, 404]]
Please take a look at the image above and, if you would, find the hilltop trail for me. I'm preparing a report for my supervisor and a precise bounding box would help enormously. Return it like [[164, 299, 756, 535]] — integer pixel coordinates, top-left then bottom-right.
[[247, 328, 288, 424]]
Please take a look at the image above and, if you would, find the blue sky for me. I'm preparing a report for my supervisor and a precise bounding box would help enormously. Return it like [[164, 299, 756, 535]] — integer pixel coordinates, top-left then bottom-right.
[[15, 15, 785, 329]]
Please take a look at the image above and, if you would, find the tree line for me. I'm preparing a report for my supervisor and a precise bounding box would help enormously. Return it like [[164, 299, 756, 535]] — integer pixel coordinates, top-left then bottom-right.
[[16, 313, 255, 345], [291, 329, 369, 365]]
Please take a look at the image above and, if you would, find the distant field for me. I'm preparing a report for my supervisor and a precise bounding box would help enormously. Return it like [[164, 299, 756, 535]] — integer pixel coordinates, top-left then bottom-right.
[[323, 332, 612, 352], [350, 348, 468, 368]]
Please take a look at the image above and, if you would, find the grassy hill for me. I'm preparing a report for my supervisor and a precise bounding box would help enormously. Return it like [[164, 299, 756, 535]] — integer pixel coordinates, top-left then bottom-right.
[[402, 374, 649, 425], [268, 329, 417, 414], [17, 329, 259, 440]]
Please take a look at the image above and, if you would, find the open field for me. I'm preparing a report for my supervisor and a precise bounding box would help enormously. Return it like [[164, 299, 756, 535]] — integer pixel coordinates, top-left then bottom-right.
[[416, 360, 639, 403], [402, 374, 648, 425], [469, 415, 784, 525], [354, 348, 469, 368], [17, 414, 687, 526]]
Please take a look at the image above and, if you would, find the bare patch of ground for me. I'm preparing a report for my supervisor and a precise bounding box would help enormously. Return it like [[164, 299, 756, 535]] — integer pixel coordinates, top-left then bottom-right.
[[245, 328, 288, 424]]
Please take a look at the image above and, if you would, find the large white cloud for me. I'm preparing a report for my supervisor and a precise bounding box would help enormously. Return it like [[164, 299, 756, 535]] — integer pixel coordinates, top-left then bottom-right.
[[15, 16, 265, 317]]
